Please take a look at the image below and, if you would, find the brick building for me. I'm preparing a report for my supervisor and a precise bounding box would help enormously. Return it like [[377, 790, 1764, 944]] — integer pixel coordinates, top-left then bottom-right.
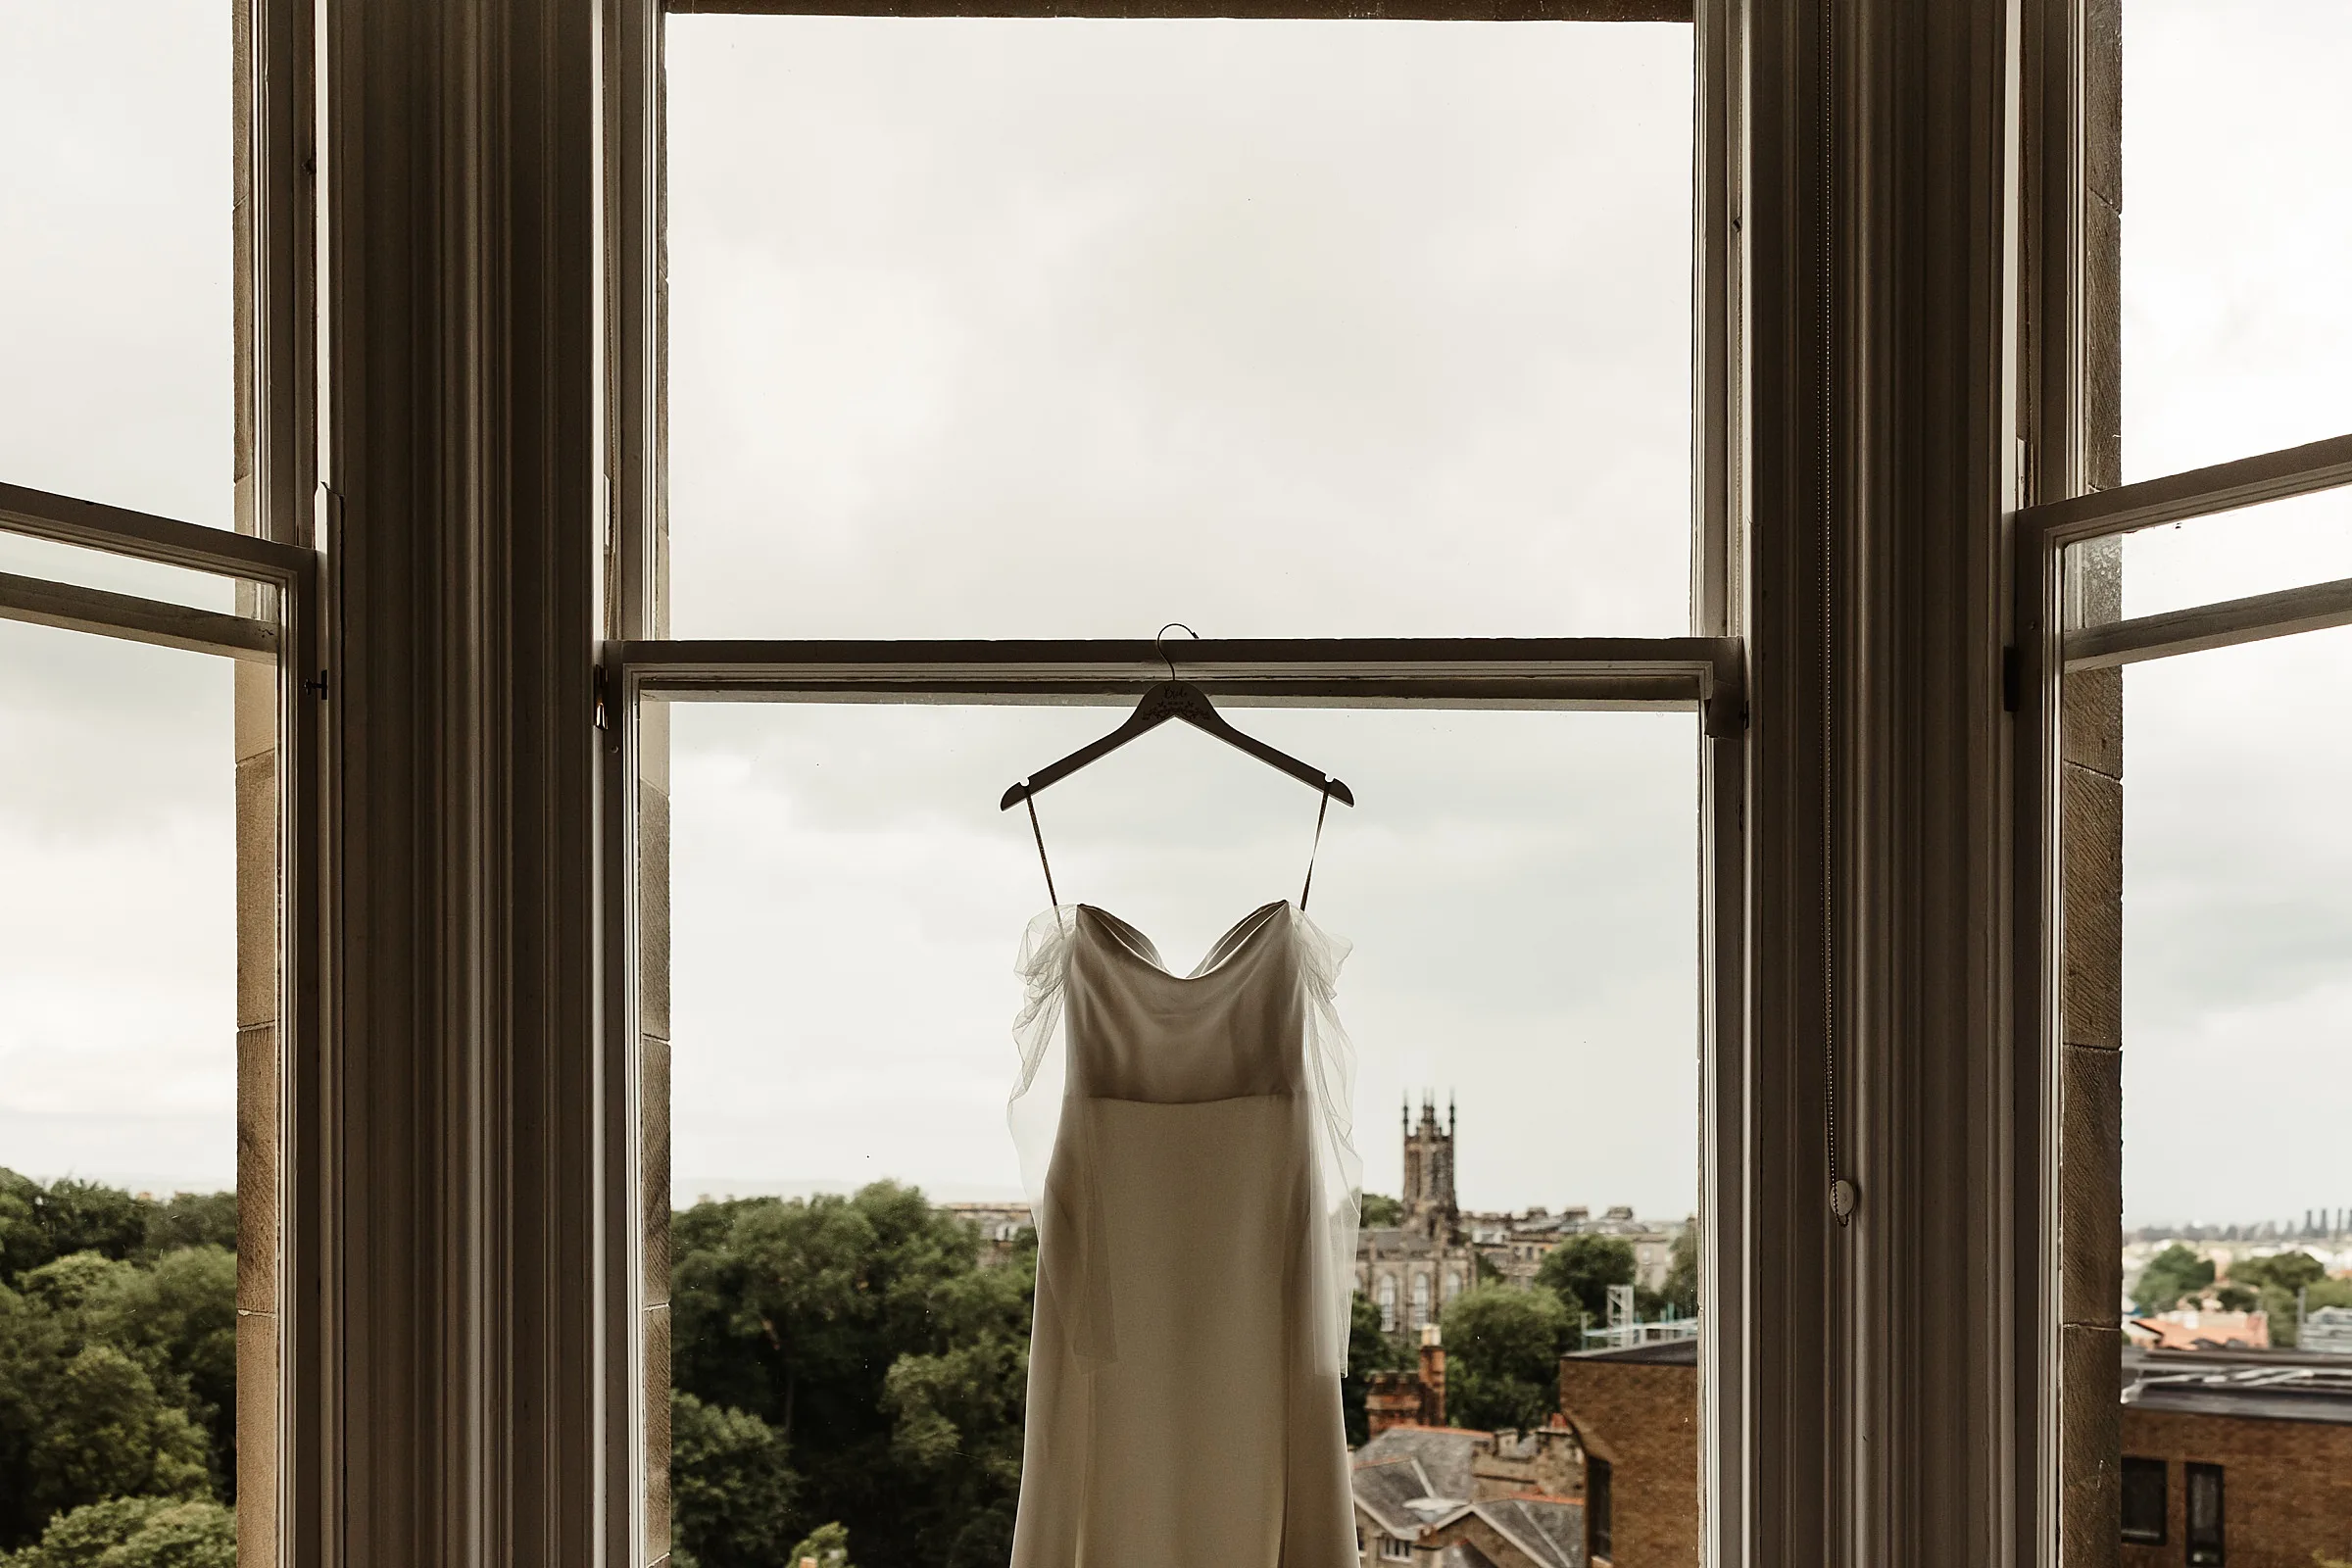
[[2117, 1348, 2352, 1568], [1554, 1341, 1698, 1567]]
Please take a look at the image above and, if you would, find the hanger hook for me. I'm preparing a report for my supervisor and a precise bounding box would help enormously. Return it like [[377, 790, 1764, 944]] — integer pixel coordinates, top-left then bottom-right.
[[1154, 622, 1199, 682]]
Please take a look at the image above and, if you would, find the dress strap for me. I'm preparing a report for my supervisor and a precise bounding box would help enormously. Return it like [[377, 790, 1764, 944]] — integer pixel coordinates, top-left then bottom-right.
[[1024, 793, 1059, 907], [1299, 783, 1332, 911]]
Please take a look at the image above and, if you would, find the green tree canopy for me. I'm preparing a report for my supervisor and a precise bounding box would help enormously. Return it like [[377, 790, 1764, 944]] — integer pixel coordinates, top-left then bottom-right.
[[669, 1392, 801, 1568], [2230, 1250, 2327, 1295], [2132, 1244, 2215, 1315], [1341, 1291, 1411, 1446], [669, 1183, 1034, 1568], [1440, 1285, 1571, 1434], [0, 1496, 234, 1568], [785, 1522, 855, 1568], [1660, 1221, 1699, 1319], [1358, 1194, 1403, 1228], [1535, 1234, 1637, 1325]]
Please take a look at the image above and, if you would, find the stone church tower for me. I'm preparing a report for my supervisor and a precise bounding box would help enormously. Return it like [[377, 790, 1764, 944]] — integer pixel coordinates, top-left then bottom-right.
[[1400, 1093, 1459, 1241]]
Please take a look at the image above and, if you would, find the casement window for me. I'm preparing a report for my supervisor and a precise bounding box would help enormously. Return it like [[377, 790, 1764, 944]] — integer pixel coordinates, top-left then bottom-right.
[[1, 4, 313, 1563], [2119, 1455, 2165, 1544], [2027, 5, 2352, 1560], [1379, 1534, 1414, 1562]]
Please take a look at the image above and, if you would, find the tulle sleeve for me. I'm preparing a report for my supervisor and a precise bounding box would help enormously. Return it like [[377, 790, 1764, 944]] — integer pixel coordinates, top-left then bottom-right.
[[1293, 906, 1363, 1379], [1005, 906, 1075, 1227]]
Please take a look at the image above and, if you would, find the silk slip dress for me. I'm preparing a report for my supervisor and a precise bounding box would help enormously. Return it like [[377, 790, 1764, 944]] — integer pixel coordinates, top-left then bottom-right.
[[1004, 899, 1363, 1567]]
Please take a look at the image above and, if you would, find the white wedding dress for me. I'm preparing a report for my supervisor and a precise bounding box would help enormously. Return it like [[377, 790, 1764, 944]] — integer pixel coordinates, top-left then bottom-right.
[[1004, 899, 1363, 1567]]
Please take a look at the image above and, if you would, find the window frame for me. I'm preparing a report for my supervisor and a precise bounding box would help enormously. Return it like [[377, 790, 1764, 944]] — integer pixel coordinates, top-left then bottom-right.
[[2182, 1461, 2223, 1565], [2118, 1454, 2165, 1545], [602, 2, 1750, 1562]]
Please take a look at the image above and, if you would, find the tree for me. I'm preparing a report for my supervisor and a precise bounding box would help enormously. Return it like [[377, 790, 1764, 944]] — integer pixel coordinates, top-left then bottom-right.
[[1536, 1235, 1636, 1327], [140, 1196, 237, 1260], [1358, 1194, 1403, 1228], [1660, 1220, 1699, 1319], [0, 1175, 148, 1286], [669, 1392, 801, 1568], [2132, 1245, 2215, 1315], [0, 1496, 234, 1568], [1342, 1291, 1411, 1446], [669, 1183, 1034, 1568], [785, 1522, 855, 1568], [1440, 1286, 1572, 1434], [80, 1249, 239, 1499]]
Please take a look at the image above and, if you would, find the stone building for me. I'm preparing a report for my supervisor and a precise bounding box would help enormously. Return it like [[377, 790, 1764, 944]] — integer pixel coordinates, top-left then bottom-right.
[[1358, 1096, 1480, 1332], [1358, 1096, 1690, 1328]]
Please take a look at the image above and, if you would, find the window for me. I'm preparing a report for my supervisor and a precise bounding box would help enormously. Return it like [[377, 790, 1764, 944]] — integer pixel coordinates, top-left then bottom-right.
[[1587, 1454, 1613, 1559], [2184, 1462, 2224, 1565], [664, 16, 1696, 642], [1379, 1533, 1414, 1561], [2034, 1, 2352, 1558], [2121, 1455, 2166, 1544], [640, 9, 1729, 1561]]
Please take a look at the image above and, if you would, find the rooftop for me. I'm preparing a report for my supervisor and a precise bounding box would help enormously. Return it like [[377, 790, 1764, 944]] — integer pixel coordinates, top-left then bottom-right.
[[2122, 1347, 2352, 1426]]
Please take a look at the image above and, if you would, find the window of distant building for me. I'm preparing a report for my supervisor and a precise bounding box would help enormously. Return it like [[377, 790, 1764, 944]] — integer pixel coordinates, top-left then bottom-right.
[[1379, 1534, 1413, 1562], [2120, 1456, 2166, 1544], [1588, 1455, 1614, 1560], [2184, 1463, 2224, 1565], [1379, 1277, 1399, 1333], [1410, 1274, 1432, 1330]]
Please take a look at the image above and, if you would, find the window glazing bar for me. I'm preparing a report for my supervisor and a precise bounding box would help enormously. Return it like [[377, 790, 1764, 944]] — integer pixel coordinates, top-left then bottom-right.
[[2061, 573, 2352, 672], [615, 635, 1743, 718], [0, 480, 312, 587], [0, 570, 279, 662], [2021, 431, 2352, 549], [667, 0, 1689, 18]]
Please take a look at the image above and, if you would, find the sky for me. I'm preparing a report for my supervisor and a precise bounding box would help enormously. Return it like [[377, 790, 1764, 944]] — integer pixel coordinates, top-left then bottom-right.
[[0, 2, 2345, 1227]]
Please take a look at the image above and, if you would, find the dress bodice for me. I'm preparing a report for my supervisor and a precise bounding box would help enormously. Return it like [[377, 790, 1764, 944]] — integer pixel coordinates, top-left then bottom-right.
[[1062, 902, 1307, 1102]]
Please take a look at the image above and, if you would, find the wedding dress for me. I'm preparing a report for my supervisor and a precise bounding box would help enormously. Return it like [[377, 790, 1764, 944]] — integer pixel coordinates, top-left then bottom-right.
[[1004, 898, 1363, 1567]]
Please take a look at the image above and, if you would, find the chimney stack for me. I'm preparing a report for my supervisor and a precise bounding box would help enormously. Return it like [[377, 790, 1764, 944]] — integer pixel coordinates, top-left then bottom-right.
[[1419, 1323, 1446, 1428]]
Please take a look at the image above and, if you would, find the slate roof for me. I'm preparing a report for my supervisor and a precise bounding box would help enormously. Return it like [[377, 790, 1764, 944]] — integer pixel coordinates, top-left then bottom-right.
[[1435, 1544, 1499, 1568], [1351, 1430, 1589, 1568], [1352, 1456, 1441, 1538], [1353, 1424, 1483, 1500], [1565, 1337, 1699, 1366], [2122, 1347, 2352, 1426], [1474, 1497, 1586, 1568]]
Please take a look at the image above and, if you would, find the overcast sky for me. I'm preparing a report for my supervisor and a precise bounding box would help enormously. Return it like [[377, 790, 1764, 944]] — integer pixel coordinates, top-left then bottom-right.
[[0, 3, 2345, 1228]]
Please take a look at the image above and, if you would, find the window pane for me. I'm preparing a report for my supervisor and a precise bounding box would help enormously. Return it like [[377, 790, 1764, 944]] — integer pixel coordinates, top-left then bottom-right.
[[2099, 625, 2352, 1567], [2062, 485, 2352, 626], [0, 532, 239, 616], [2125, 2, 2352, 480], [0, 619, 241, 1556], [666, 19, 1695, 639], [660, 702, 1703, 1558], [2120, 1455, 2166, 1544], [0, 4, 232, 528]]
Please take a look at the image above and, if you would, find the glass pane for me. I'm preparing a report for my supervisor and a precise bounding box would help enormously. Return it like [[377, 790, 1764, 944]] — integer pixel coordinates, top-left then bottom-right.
[[662, 702, 1703, 1561], [0, 532, 240, 615], [2064, 485, 2352, 626], [666, 18, 1695, 639], [2125, 2, 2352, 480], [0, 619, 242, 1558], [2105, 626, 2352, 1558], [0, 4, 233, 529]]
